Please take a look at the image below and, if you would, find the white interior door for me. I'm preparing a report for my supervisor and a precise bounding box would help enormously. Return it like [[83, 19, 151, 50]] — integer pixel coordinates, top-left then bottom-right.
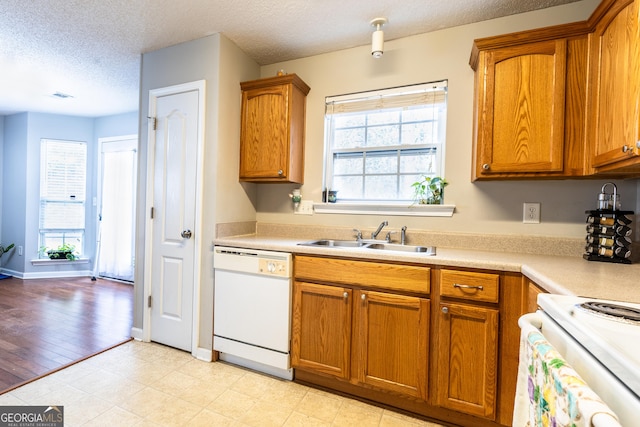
[[147, 82, 204, 352]]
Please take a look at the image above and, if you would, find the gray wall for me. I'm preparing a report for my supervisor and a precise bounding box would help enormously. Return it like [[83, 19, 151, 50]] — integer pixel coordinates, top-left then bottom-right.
[[137, 33, 259, 351]]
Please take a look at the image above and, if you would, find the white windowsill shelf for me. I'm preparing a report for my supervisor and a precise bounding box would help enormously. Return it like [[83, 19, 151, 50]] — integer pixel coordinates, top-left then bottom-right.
[[312, 202, 455, 217], [31, 258, 91, 266]]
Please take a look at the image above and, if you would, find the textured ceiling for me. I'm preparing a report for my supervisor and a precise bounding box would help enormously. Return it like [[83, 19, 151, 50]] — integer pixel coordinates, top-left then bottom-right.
[[0, 0, 581, 117]]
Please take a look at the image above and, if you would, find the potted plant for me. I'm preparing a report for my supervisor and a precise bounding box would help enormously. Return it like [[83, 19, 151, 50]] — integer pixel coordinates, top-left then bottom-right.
[[411, 175, 448, 205], [0, 243, 15, 259], [43, 243, 79, 260]]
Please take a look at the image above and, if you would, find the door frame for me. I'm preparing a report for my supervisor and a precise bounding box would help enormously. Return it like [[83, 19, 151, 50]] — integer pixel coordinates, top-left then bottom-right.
[[142, 80, 206, 357]]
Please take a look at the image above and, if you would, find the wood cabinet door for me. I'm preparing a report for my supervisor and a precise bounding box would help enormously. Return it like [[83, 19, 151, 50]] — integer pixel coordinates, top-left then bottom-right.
[[291, 281, 352, 379], [436, 302, 499, 420], [353, 290, 429, 400], [475, 40, 566, 178], [239, 83, 290, 180], [589, 0, 640, 170]]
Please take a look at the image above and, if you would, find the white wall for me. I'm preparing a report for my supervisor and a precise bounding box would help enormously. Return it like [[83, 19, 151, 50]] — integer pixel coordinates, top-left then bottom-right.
[[253, 0, 638, 240]]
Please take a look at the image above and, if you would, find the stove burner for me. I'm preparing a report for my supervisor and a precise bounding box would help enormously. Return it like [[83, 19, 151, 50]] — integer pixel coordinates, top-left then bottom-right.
[[579, 301, 640, 323]]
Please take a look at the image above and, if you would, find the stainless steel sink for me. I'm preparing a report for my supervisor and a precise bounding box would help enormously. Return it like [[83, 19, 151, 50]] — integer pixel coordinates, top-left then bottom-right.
[[366, 243, 436, 255], [297, 239, 367, 248], [298, 239, 436, 255]]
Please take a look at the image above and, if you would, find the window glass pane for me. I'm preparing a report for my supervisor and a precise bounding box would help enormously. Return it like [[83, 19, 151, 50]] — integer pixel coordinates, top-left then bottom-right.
[[365, 152, 397, 174], [401, 122, 431, 145], [334, 127, 365, 149], [334, 155, 363, 174], [41, 232, 84, 256], [366, 125, 399, 147], [333, 176, 363, 199], [400, 174, 422, 200], [364, 175, 398, 200], [400, 150, 436, 174], [334, 113, 366, 128]]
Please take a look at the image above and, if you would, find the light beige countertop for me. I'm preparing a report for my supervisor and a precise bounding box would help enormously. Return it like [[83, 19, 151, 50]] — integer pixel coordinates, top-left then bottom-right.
[[214, 235, 640, 304]]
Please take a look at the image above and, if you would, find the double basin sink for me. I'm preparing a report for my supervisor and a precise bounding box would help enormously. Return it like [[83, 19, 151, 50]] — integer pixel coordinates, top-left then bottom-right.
[[298, 239, 436, 255]]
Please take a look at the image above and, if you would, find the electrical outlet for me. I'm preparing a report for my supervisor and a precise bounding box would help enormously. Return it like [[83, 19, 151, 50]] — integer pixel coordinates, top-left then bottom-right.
[[523, 202, 541, 224], [295, 200, 314, 215]]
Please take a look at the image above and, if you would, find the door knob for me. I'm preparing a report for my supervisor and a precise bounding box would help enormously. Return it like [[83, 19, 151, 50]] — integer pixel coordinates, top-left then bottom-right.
[[181, 229, 192, 239]]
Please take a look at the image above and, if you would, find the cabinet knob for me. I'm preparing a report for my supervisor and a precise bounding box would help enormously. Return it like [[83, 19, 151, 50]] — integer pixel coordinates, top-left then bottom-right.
[[636, 140, 640, 149], [482, 163, 490, 171], [361, 294, 366, 301], [278, 169, 283, 175], [622, 145, 630, 153], [343, 292, 348, 300], [441, 306, 449, 314]]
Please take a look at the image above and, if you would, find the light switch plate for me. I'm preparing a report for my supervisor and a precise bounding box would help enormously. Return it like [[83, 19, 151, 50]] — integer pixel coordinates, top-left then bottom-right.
[[295, 200, 314, 215]]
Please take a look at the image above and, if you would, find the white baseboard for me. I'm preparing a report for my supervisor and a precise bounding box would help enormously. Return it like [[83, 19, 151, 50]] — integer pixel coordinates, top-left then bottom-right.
[[0, 268, 94, 280], [194, 347, 213, 362], [130, 327, 144, 341]]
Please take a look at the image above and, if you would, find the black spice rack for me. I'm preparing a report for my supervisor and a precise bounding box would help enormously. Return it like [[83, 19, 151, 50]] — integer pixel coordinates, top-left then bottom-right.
[[584, 209, 634, 264]]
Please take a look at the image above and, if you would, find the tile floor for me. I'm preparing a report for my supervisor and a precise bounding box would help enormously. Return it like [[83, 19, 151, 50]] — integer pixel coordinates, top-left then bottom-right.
[[0, 341, 446, 427]]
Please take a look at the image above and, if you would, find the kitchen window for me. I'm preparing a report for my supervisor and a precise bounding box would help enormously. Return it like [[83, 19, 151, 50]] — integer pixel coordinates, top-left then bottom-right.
[[320, 80, 451, 216], [39, 139, 87, 257]]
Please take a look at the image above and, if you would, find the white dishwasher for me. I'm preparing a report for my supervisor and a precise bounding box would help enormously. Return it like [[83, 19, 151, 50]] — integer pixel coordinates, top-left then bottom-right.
[[213, 246, 293, 380]]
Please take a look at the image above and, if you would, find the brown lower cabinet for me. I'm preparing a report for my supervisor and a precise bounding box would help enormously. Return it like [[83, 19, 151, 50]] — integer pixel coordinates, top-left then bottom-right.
[[291, 255, 526, 427], [436, 302, 499, 418], [292, 256, 430, 401]]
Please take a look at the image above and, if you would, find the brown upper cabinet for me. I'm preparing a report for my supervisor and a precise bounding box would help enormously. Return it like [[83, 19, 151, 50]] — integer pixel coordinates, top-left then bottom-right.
[[588, 0, 640, 174], [470, 0, 640, 180], [470, 25, 590, 180], [239, 74, 310, 183]]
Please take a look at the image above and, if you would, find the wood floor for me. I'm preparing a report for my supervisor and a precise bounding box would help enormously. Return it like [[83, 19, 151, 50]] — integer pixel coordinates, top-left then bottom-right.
[[0, 276, 133, 394]]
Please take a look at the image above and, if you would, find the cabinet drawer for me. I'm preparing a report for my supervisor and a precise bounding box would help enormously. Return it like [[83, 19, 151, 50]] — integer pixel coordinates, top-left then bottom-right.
[[439, 269, 499, 303], [294, 255, 430, 294]]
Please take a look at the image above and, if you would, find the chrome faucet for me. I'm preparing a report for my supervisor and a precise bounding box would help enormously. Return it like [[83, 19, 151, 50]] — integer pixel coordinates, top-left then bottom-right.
[[401, 226, 407, 245], [371, 221, 388, 239], [353, 228, 363, 241]]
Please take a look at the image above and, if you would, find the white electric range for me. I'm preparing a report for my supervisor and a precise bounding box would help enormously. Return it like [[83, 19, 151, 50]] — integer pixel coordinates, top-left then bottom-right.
[[518, 293, 640, 426]]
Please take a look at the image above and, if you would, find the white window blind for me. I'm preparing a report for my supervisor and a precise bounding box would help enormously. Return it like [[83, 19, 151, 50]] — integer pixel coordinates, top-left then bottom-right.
[[324, 80, 447, 202], [39, 139, 87, 255]]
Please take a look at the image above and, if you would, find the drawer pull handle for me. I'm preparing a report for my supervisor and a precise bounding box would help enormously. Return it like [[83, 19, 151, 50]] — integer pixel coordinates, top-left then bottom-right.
[[453, 283, 484, 291]]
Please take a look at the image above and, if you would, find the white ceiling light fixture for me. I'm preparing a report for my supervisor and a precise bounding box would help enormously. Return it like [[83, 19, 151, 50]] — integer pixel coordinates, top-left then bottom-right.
[[370, 17, 388, 59]]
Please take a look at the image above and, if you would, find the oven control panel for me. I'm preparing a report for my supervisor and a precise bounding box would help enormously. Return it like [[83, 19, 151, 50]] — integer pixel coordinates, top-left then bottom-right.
[[258, 259, 290, 277]]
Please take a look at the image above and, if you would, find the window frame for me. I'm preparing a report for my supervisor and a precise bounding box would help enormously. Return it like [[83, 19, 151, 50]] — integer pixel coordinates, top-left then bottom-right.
[[39, 138, 87, 257], [320, 80, 453, 216]]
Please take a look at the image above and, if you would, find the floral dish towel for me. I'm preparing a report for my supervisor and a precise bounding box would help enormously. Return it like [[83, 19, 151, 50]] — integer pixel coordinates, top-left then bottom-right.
[[513, 314, 620, 427]]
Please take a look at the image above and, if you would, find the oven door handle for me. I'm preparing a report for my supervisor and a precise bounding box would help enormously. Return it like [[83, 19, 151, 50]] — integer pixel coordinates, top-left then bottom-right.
[[518, 312, 542, 333]]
